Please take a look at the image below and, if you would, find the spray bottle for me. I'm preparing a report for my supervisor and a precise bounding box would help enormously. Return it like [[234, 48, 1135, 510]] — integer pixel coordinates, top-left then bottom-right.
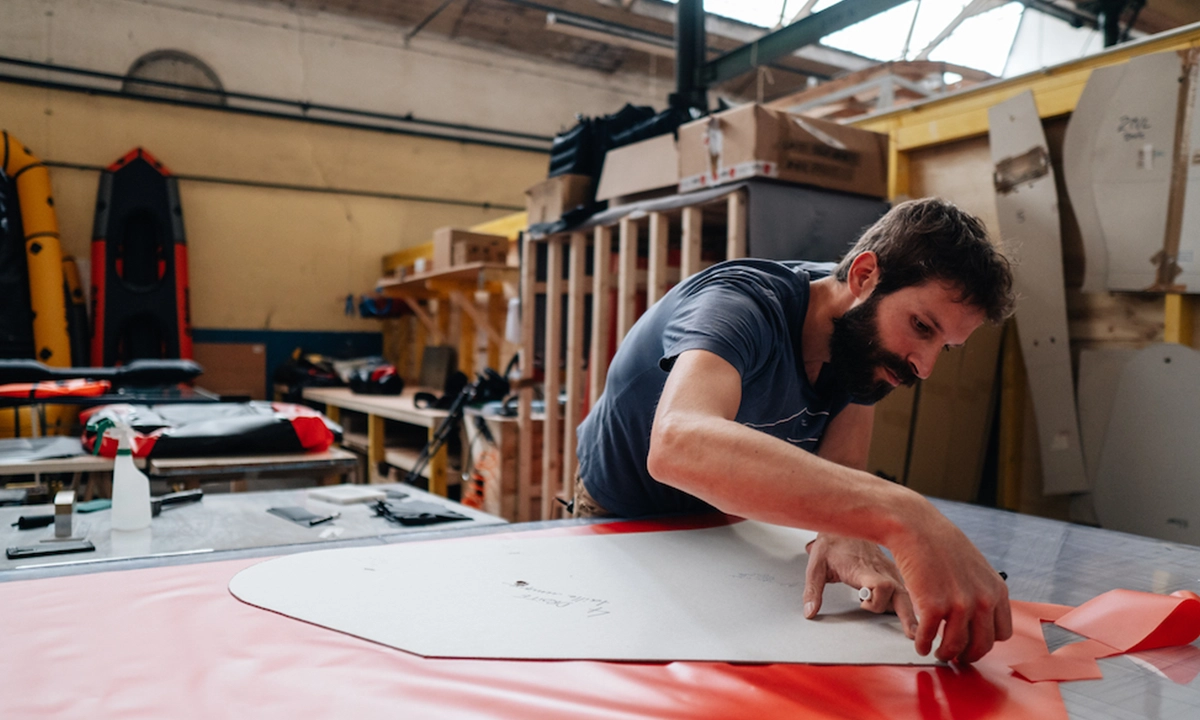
[[94, 417, 152, 531]]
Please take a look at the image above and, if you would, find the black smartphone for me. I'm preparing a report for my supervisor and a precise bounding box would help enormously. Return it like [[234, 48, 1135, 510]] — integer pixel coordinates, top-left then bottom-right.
[[266, 506, 338, 527], [6, 540, 96, 560]]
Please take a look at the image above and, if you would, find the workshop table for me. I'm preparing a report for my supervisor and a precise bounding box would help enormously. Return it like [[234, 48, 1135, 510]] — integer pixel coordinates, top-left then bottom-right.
[[0, 481, 504, 577], [1, 499, 1199, 718], [303, 386, 454, 492], [0, 444, 361, 498]]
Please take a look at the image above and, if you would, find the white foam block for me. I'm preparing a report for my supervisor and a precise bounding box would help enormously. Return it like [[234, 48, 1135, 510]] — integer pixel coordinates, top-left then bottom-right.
[[306, 485, 386, 504], [229, 521, 937, 665]]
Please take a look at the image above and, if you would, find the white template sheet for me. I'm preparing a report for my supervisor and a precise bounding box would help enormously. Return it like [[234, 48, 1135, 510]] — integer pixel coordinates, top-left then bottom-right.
[[229, 521, 937, 665]]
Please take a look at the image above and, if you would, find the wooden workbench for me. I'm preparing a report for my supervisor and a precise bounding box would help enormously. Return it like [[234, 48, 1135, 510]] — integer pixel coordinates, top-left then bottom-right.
[[302, 386, 454, 494]]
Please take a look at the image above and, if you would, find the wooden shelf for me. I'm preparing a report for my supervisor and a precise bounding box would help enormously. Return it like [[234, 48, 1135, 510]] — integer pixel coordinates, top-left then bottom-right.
[[376, 262, 518, 300]]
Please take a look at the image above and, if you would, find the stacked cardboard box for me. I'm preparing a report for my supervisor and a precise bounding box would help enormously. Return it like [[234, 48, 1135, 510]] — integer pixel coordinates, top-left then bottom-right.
[[677, 104, 888, 198]]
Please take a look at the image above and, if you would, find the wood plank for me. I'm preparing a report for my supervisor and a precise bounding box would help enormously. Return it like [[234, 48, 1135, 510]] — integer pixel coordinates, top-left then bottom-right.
[[367, 413, 386, 484], [1066, 289, 1163, 348], [456, 291, 476, 377], [680, 205, 702, 280], [542, 239, 564, 520], [726, 190, 747, 260], [1165, 293, 1196, 346], [563, 232, 587, 499], [590, 225, 614, 404], [425, 425, 448, 497], [192, 342, 267, 400], [450, 289, 505, 352], [905, 324, 1004, 502], [998, 321, 1026, 512], [301, 387, 447, 427], [487, 292, 506, 370], [617, 217, 639, 343], [517, 233, 538, 523], [647, 212, 669, 307]]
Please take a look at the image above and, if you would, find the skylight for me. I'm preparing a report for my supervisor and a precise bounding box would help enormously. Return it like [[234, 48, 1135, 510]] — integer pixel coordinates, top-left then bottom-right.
[[659, 0, 1044, 77]]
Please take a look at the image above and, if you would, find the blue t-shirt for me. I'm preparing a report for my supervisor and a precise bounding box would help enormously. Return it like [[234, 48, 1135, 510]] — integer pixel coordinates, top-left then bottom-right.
[[576, 258, 855, 517]]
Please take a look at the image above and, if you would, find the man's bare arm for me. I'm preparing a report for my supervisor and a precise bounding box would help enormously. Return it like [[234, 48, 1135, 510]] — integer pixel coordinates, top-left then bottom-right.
[[646, 349, 1011, 664]]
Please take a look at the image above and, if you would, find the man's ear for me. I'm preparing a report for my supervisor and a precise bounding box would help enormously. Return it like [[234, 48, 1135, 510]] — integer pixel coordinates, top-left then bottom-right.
[[846, 251, 880, 299]]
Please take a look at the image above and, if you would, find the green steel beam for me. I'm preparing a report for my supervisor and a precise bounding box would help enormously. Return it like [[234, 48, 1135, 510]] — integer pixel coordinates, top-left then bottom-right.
[[703, 0, 909, 85]]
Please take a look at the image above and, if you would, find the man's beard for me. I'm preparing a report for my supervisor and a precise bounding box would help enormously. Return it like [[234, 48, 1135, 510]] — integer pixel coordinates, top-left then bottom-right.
[[828, 292, 917, 404]]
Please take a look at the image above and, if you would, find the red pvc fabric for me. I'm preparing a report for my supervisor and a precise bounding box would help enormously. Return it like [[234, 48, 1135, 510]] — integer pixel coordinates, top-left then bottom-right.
[[270, 402, 335, 452], [1011, 589, 1200, 683], [1055, 588, 1200, 654], [0, 378, 110, 398], [0, 523, 1067, 720]]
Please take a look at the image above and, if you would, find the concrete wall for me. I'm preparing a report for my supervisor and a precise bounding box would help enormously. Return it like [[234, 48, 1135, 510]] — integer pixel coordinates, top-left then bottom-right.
[[1, 80, 545, 332], [0, 0, 665, 138], [0, 0, 668, 336]]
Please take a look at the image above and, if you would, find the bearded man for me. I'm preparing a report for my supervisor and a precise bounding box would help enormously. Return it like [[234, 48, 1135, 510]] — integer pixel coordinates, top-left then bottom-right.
[[572, 197, 1015, 665]]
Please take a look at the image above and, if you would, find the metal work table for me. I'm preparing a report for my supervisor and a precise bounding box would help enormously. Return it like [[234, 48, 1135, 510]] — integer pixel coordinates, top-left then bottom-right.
[[1, 498, 1199, 718], [942, 500, 1200, 719], [0, 481, 504, 581]]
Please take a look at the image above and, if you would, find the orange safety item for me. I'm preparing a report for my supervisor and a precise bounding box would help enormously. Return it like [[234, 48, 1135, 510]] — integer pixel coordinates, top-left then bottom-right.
[[0, 378, 110, 399]]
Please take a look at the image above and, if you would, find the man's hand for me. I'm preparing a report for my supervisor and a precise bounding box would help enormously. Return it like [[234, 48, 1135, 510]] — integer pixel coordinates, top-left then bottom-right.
[[886, 501, 1013, 665], [802, 533, 917, 637]]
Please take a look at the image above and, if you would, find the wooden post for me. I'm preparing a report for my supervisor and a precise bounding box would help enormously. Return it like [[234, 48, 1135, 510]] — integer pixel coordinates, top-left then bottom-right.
[[647, 212, 669, 306], [426, 427, 448, 497], [1165, 294, 1195, 347], [998, 320, 1026, 511], [487, 291, 506, 370], [435, 297, 451, 350], [617, 217, 639, 343], [681, 205, 702, 280], [517, 233, 537, 523], [542, 238, 564, 520], [726, 190, 747, 260], [399, 296, 443, 346], [888, 133, 911, 200], [367, 414, 385, 484], [590, 225, 614, 404], [563, 232, 587, 499], [457, 291, 476, 377]]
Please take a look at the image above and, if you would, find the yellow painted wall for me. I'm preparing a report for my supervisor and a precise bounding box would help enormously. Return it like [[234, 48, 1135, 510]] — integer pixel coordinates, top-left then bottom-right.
[[0, 79, 547, 332]]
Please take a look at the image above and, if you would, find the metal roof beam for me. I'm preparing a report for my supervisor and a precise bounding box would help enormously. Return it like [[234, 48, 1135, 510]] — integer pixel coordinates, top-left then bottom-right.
[[703, 0, 909, 86]]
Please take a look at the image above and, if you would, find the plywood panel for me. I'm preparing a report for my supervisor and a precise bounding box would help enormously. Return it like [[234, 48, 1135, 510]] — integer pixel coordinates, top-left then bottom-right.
[[896, 135, 1006, 501], [1063, 64, 1124, 293], [989, 91, 1089, 495], [191, 342, 268, 399], [1094, 344, 1200, 543], [1090, 51, 1180, 291], [905, 324, 1004, 502], [1076, 348, 1137, 487]]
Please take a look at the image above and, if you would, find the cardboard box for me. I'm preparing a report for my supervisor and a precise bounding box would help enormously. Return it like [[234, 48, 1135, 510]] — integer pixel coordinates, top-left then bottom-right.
[[433, 228, 509, 270], [452, 235, 508, 266], [595, 134, 680, 202], [524, 174, 593, 225], [678, 104, 888, 198]]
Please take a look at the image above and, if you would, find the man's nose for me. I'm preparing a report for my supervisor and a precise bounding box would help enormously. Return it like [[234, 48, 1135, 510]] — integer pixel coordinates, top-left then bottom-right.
[[907, 346, 938, 380]]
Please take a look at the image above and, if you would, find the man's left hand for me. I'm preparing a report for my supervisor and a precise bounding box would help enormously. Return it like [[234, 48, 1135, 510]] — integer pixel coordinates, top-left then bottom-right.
[[802, 532, 918, 638]]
